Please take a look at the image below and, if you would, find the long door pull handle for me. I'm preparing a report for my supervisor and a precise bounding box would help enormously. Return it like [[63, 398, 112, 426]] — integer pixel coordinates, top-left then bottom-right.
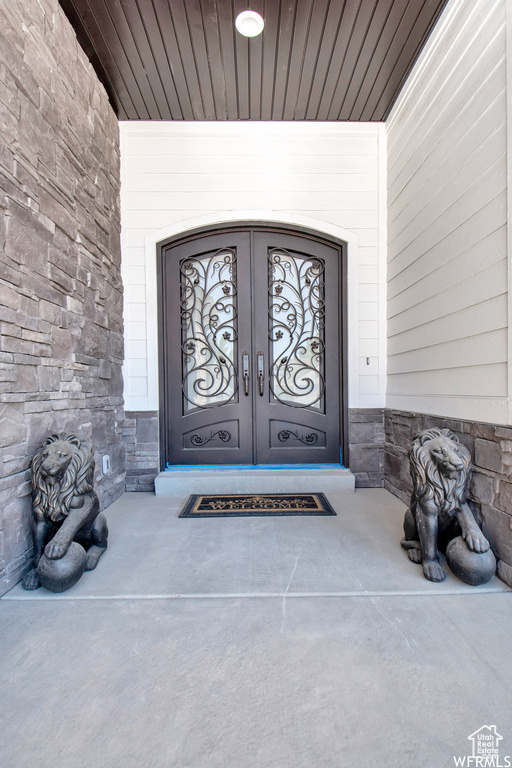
[[242, 352, 250, 395], [257, 352, 265, 396]]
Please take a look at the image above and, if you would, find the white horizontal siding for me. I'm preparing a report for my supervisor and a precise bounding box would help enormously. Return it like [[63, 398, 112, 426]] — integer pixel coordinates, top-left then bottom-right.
[[126, 191, 379, 210], [386, 395, 509, 424], [387, 258, 508, 342], [387, 329, 507, 375], [387, 364, 507, 398], [388, 89, 506, 237], [126, 136, 378, 157], [388, 228, 507, 334], [121, 121, 386, 412], [389, 295, 509, 355], [386, 0, 510, 424], [388, 157, 506, 282], [124, 173, 378, 193], [124, 155, 379, 175], [387, 0, 504, 179]]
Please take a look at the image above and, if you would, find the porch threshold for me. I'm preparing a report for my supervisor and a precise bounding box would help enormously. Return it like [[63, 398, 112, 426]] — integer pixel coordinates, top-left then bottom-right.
[[155, 466, 355, 495]]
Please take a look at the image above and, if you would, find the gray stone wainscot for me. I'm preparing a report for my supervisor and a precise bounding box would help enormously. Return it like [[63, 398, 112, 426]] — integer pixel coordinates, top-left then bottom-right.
[[124, 411, 159, 492]]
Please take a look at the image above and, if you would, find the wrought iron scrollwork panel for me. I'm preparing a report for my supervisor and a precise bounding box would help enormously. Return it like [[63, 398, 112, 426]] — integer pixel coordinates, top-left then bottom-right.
[[183, 420, 239, 449], [181, 249, 238, 411], [191, 429, 231, 446], [270, 420, 326, 449], [278, 429, 318, 445], [268, 248, 325, 409]]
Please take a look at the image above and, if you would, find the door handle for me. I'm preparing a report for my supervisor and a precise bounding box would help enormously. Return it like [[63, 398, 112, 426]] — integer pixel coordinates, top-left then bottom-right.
[[257, 351, 265, 396], [242, 352, 250, 395]]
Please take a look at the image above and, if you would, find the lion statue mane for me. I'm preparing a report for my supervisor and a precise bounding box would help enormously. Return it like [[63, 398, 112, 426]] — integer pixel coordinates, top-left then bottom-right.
[[401, 427, 490, 583], [22, 434, 108, 592], [409, 428, 470, 514], [32, 434, 97, 524]]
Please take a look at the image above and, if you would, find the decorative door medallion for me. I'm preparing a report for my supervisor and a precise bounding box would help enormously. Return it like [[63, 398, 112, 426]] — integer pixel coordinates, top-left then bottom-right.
[[160, 228, 344, 466]]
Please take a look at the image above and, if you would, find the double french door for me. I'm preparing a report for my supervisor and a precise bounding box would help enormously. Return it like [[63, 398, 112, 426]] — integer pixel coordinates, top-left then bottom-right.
[[160, 228, 344, 465]]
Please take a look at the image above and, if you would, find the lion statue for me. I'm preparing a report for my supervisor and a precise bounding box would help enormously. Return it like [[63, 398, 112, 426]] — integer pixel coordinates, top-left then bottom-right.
[[22, 434, 108, 592], [401, 428, 491, 583]]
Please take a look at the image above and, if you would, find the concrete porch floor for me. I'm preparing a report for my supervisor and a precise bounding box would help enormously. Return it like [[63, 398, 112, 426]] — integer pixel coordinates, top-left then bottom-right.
[[1, 488, 511, 767]]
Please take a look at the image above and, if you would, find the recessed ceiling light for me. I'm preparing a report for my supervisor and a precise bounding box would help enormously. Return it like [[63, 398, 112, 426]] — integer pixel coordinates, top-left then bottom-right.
[[235, 10, 264, 38]]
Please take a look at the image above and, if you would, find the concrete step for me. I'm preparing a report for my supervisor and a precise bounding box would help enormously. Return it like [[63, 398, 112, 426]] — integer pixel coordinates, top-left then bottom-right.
[[155, 466, 355, 496]]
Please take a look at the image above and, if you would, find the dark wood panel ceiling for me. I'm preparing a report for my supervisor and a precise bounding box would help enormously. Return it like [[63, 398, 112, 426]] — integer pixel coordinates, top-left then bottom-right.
[[59, 0, 449, 121]]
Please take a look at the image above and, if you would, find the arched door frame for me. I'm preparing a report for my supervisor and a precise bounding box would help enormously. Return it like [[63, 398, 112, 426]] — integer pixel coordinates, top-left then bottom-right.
[[143, 212, 360, 467]]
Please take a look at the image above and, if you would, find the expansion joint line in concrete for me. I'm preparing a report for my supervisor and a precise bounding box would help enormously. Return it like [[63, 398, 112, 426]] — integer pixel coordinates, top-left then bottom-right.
[[3, 589, 510, 601]]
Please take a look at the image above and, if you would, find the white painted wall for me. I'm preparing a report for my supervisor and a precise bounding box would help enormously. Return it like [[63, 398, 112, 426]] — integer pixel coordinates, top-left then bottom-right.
[[120, 121, 387, 413], [386, 0, 510, 424]]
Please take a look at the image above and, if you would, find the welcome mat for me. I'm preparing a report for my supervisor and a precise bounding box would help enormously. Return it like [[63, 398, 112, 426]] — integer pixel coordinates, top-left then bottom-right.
[[179, 493, 336, 518]]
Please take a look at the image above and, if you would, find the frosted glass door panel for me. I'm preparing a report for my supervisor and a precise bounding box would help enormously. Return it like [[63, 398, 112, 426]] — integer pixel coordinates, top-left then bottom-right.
[[180, 249, 238, 410], [268, 248, 325, 411]]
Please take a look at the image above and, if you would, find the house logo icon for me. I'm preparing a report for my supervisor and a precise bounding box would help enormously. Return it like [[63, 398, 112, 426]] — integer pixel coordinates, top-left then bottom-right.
[[468, 726, 503, 757], [453, 725, 510, 767]]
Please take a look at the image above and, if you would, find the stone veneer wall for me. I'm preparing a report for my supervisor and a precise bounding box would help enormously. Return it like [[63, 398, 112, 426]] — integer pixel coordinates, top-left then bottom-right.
[[348, 409, 384, 488], [0, 0, 124, 595], [384, 410, 512, 587], [124, 411, 159, 492]]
